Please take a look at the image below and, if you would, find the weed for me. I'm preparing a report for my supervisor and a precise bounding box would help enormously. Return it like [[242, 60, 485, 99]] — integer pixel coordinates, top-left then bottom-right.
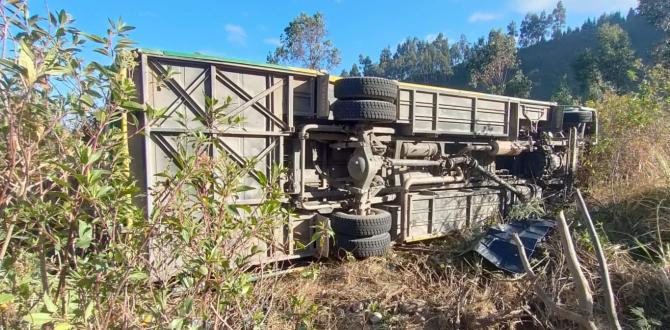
[[301, 265, 321, 281], [507, 198, 546, 220], [630, 307, 662, 330], [289, 295, 320, 330]]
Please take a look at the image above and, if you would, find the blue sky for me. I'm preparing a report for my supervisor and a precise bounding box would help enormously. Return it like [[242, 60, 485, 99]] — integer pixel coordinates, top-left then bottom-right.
[[43, 0, 637, 73]]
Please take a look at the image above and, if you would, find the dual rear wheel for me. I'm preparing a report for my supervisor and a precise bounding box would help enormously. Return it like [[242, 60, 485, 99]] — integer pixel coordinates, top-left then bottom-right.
[[331, 77, 398, 122], [328, 77, 397, 257], [330, 208, 392, 258]]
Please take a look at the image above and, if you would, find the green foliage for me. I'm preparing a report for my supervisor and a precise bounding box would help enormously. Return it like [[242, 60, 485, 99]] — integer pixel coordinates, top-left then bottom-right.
[[551, 75, 578, 105], [639, 0, 670, 32], [518, 1, 566, 48], [300, 265, 320, 281], [467, 29, 521, 95], [267, 12, 341, 70], [588, 66, 668, 148], [579, 65, 670, 325], [582, 64, 670, 267], [518, 10, 662, 99], [504, 70, 533, 98], [573, 49, 609, 101], [345, 63, 361, 77], [550, 1, 567, 39], [507, 198, 546, 221], [596, 23, 641, 91], [630, 307, 662, 330], [571, 22, 640, 101], [288, 295, 320, 330], [356, 33, 453, 85], [352, 4, 662, 101], [0, 1, 289, 328], [0, 3, 142, 327], [450, 34, 472, 66], [639, 0, 670, 68], [519, 11, 551, 47], [506, 21, 518, 38]]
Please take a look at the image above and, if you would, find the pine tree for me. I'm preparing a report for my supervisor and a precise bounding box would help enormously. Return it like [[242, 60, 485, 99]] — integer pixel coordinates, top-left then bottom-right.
[[450, 34, 471, 65], [639, 0, 670, 67], [348, 63, 361, 77], [507, 21, 518, 39], [520, 12, 551, 47], [551, 75, 577, 105], [355, 35, 453, 84], [505, 70, 533, 97], [573, 49, 608, 101]]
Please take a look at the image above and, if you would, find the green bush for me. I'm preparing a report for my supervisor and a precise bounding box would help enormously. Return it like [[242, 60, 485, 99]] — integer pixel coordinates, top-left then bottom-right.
[[582, 65, 670, 267], [0, 2, 287, 328], [584, 65, 670, 195]]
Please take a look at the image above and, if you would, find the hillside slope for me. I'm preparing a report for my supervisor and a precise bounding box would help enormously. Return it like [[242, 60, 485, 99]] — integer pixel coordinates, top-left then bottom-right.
[[519, 11, 663, 99], [440, 11, 663, 100]]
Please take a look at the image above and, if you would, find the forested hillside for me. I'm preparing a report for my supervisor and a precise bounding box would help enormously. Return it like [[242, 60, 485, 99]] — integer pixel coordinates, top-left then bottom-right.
[[520, 10, 662, 99], [346, 4, 664, 102]]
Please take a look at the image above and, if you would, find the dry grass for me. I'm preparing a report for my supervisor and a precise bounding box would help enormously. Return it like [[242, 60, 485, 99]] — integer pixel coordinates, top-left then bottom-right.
[[255, 229, 668, 329], [265, 236, 535, 329], [585, 125, 670, 202], [255, 122, 670, 328], [574, 92, 670, 326], [581, 113, 670, 263]]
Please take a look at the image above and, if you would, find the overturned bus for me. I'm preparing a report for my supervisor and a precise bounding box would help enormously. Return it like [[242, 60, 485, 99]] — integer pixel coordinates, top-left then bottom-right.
[[129, 49, 596, 262]]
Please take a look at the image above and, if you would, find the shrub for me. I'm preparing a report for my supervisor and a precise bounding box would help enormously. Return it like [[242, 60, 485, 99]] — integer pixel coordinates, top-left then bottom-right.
[[0, 2, 286, 328], [582, 65, 670, 264]]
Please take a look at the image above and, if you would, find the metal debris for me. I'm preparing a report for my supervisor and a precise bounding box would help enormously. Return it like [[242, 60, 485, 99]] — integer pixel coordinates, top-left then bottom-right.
[[473, 219, 555, 273]]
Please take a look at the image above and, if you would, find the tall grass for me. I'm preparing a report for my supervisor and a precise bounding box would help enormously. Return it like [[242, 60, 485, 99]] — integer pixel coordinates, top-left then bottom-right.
[[583, 65, 670, 260], [580, 66, 670, 326]]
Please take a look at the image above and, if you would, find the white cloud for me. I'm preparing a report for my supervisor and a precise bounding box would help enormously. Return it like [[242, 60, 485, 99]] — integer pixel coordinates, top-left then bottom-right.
[[512, 0, 636, 14], [224, 24, 247, 45], [425, 33, 438, 42], [468, 12, 500, 23], [264, 37, 281, 46]]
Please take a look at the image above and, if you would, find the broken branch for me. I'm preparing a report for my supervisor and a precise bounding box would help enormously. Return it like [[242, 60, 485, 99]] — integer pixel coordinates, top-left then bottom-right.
[[575, 189, 622, 330], [557, 210, 594, 317], [513, 233, 597, 330]]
